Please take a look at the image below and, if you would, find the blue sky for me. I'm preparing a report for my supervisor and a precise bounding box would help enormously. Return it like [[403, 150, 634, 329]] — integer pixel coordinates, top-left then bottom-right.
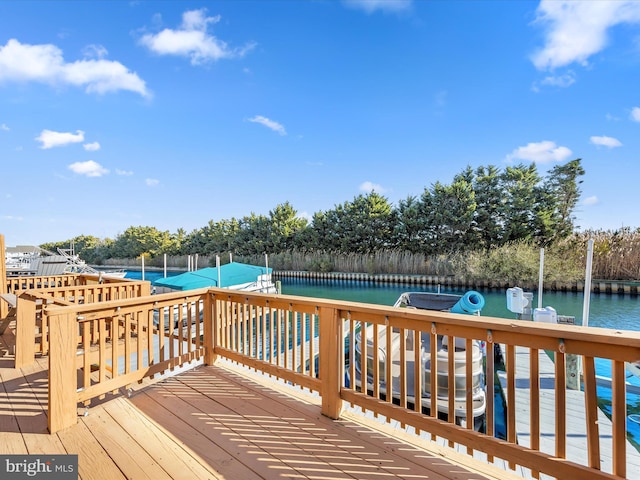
[[1, 0, 640, 247]]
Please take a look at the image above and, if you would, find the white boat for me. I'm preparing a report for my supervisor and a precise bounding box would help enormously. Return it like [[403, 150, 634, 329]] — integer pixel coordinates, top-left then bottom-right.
[[5, 244, 126, 278], [353, 291, 487, 431], [627, 361, 640, 380]]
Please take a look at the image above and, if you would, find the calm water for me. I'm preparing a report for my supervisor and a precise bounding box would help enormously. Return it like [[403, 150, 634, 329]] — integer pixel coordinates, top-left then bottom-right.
[[127, 268, 640, 338], [279, 276, 640, 331]]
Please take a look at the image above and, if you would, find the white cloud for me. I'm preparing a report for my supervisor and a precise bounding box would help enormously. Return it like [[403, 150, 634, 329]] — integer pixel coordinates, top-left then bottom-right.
[[531, 1, 640, 70], [506, 140, 572, 164], [1, 123, 9, 131], [145, 178, 160, 186], [68, 160, 108, 177], [631, 107, 640, 122], [590, 135, 622, 148], [116, 169, 133, 176], [82, 44, 108, 60], [139, 9, 255, 65], [583, 196, 599, 206], [248, 115, 286, 135], [359, 181, 386, 193], [83, 141, 100, 151], [1, 214, 23, 221], [343, 0, 413, 14], [36, 129, 84, 149], [0, 39, 150, 97], [539, 72, 576, 88]]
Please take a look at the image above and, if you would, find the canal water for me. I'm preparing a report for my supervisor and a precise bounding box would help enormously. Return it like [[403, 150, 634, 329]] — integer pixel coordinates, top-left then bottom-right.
[[127, 270, 640, 446]]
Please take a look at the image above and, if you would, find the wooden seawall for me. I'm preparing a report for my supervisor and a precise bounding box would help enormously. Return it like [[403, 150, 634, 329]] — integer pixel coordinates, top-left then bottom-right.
[[274, 270, 640, 295]]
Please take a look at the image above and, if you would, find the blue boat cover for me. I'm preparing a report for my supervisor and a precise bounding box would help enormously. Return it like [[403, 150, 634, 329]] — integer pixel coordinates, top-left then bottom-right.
[[153, 262, 272, 291]]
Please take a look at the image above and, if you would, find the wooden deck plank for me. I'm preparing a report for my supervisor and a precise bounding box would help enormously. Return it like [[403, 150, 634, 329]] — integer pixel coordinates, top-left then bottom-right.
[[181, 367, 454, 480], [0, 432, 28, 453], [81, 405, 174, 480], [134, 364, 507, 480], [101, 397, 222, 480], [131, 390, 267, 480], [0, 359, 49, 434], [214, 362, 522, 480], [22, 431, 68, 454], [137, 371, 349, 480], [57, 420, 128, 480]]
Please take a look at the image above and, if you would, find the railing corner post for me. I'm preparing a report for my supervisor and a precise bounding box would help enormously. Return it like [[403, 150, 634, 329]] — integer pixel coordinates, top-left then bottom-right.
[[49, 313, 78, 433], [48, 311, 78, 434], [319, 306, 342, 419]]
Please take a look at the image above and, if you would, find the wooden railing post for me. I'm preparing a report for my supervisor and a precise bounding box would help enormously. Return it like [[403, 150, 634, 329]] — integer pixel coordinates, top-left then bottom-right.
[[14, 293, 36, 368], [319, 306, 342, 419], [0, 234, 7, 321], [48, 311, 78, 433], [203, 292, 218, 365]]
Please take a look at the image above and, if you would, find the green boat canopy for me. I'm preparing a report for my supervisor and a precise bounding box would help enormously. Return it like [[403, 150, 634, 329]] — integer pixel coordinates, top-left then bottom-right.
[[154, 262, 272, 291]]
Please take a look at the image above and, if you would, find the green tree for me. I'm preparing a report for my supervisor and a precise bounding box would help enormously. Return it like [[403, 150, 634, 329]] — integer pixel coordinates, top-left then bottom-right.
[[499, 164, 542, 243], [544, 158, 585, 240], [468, 165, 503, 249], [422, 179, 477, 253], [111, 226, 174, 258]]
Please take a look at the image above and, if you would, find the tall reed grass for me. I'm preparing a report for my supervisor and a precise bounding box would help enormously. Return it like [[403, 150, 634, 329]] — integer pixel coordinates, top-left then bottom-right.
[[102, 229, 640, 283]]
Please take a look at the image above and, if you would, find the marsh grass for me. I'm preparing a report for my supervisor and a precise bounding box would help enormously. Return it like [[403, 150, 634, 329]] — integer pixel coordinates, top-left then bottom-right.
[[104, 229, 640, 283]]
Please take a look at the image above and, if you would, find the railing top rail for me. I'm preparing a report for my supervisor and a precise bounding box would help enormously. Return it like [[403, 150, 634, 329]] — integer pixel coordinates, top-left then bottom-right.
[[21, 279, 149, 294], [41, 287, 640, 348], [19, 290, 74, 306]]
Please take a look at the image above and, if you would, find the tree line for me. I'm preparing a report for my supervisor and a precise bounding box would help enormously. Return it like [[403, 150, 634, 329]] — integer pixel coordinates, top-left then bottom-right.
[[42, 160, 585, 263]]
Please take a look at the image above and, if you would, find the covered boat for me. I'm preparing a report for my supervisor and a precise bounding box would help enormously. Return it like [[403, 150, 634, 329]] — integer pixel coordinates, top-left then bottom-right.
[[153, 262, 277, 293]]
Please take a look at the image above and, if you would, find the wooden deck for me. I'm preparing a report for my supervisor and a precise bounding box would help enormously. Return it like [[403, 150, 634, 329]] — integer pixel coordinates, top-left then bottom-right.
[[0, 327, 519, 480]]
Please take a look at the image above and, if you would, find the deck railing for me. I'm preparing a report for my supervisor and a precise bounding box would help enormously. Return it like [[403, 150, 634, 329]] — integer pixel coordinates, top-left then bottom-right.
[[45, 288, 640, 479], [4, 273, 129, 296], [12, 278, 150, 367]]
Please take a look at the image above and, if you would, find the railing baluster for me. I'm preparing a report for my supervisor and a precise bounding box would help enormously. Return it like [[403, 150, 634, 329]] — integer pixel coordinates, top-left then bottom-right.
[[582, 355, 600, 470], [612, 359, 627, 478], [448, 335, 455, 448], [465, 338, 473, 455], [486, 333, 495, 462], [430, 324, 437, 441], [399, 327, 407, 410], [555, 348, 566, 459], [124, 312, 131, 374], [506, 343, 516, 469], [413, 329, 422, 425], [530, 347, 541, 479]]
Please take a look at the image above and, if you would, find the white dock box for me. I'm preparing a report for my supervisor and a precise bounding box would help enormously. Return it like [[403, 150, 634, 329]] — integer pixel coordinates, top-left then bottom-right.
[[533, 306, 557, 323]]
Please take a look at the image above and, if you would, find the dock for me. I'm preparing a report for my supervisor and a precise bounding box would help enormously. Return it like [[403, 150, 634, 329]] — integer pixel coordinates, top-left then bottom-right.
[[498, 345, 640, 479]]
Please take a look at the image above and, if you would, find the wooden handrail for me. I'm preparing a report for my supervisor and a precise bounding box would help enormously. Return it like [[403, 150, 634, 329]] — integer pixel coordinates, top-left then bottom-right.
[[13, 280, 151, 367], [44, 288, 640, 478]]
